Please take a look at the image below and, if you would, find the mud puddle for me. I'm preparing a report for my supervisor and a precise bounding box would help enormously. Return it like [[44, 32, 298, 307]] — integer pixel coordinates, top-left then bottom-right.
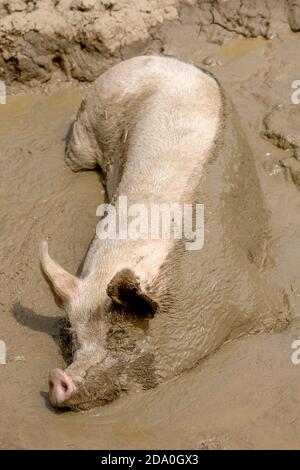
[[0, 33, 300, 449]]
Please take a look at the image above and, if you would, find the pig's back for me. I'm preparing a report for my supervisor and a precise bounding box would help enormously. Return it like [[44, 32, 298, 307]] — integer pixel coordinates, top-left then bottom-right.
[[67, 55, 223, 204], [101, 56, 223, 205]]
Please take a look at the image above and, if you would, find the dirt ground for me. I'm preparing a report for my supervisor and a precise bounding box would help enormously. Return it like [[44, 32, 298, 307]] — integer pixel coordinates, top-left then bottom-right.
[[0, 0, 300, 449]]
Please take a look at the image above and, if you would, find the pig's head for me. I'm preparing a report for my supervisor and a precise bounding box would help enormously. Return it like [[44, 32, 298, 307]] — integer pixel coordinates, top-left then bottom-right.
[[40, 241, 158, 410]]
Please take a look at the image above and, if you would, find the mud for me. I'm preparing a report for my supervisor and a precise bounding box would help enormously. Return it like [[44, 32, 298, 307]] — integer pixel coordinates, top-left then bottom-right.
[[0, 0, 300, 450], [0, 0, 299, 90]]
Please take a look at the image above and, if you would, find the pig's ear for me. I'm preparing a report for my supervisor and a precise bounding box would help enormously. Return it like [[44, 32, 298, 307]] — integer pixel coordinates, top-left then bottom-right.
[[40, 240, 80, 308], [106, 268, 158, 317]]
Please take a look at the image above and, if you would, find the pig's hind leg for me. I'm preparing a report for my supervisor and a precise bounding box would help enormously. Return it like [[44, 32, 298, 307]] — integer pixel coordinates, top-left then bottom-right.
[[65, 101, 100, 172]]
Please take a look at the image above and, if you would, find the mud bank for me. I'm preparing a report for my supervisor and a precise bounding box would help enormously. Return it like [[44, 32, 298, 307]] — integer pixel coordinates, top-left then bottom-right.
[[0, 0, 300, 451], [1, 0, 300, 89]]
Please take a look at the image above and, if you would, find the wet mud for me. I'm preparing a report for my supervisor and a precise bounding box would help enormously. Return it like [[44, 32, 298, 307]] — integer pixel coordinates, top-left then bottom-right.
[[0, 0, 300, 450]]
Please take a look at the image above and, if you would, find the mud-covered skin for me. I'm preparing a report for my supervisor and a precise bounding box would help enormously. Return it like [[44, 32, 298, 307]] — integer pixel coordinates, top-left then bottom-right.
[[40, 56, 290, 410], [58, 308, 158, 410], [65, 352, 158, 410]]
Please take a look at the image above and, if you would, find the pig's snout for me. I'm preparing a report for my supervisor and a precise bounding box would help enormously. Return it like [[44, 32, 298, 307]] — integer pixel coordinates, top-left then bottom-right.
[[48, 368, 76, 407]]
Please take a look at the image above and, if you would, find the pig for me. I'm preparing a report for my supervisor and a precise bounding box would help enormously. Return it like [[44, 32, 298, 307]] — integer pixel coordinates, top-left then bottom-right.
[[41, 56, 290, 410]]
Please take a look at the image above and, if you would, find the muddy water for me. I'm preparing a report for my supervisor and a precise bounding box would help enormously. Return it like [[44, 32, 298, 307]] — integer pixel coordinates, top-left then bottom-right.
[[1, 34, 300, 449]]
